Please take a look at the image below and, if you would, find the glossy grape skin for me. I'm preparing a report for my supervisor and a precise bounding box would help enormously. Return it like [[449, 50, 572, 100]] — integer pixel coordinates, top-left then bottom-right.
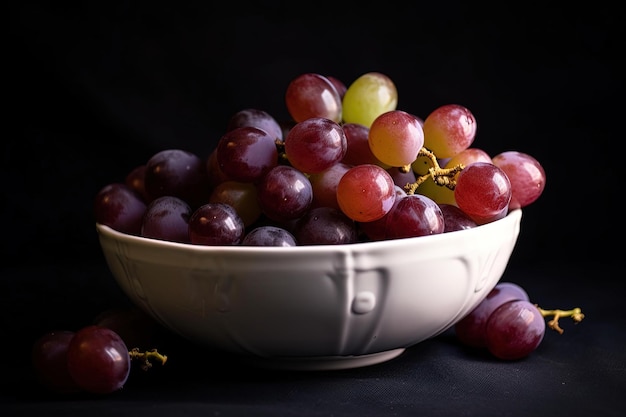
[[492, 150, 546, 210], [285, 73, 342, 123], [226, 108, 283, 142], [293, 206, 358, 245], [336, 164, 396, 222], [455, 282, 530, 348], [144, 149, 210, 209], [206, 149, 232, 190], [66, 325, 131, 395], [326, 75, 347, 99], [94, 183, 147, 235], [141, 195, 192, 243], [342, 72, 398, 128], [439, 203, 478, 232], [216, 126, 279, 183], [384, 194, 445, 240], [444, 147, 492, 171], [209, 180, 261, 227], [368, 110, 424, 167], [486, 300, 546, 360], [242, 225, 297, 247], [32, 330, 80, 393], [256, 165, 313, 222], [188, 203, 246, 245], [422, 104, 477, 159], [284, 117, 347, 174], [454, 162, 512, 225]]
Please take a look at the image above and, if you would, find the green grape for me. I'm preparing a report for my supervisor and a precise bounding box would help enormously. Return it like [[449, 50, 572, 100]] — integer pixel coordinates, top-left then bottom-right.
[[414, 177, 456, 205], [342, 72, 398, 128]]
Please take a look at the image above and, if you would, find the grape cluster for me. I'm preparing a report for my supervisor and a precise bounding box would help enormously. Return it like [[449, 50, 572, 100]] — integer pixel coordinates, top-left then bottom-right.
[[31, 308, 167, 395], [94, 71, 547, 246], [455, 282, 584, 360]]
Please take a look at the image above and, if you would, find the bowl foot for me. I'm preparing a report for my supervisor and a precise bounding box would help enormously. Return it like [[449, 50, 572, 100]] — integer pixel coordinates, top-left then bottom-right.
[[244, 348, 406, 371]]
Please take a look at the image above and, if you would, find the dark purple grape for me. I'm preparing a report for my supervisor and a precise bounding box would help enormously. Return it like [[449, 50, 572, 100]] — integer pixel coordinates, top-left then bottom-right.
[[188, 203, 245, 245], [32, 330, 80, 393], [242, 225, 297, 247], [141, 195, 192, 243], [384, 194, 444, 240], [256, 165, 313, 222], [485, 300, 546, 360], [66, 325, 131, 394], [216, 126, 279, 183], [284, 117, 347, 174], [455, 282, 530, 348], [125, 164, 151, 203], [293, 206, 358, 245], [439, 203, 478, 232], [144, 149, 210, 209], [94, 183, 147, 235], [226, 108, 283, 142], [341, 122, 380, 166]]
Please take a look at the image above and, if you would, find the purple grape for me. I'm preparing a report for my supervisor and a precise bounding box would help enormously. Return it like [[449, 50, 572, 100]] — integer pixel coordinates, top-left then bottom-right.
[[141, 195, 192, 243], [66, 325, 131, 394], [485, 300, 546, 360], [216, 126, 279, 183], [384, 194, 444, 240], [226, 108, 283, 142], [455, 282, 530, 348], [293, 206, 358, 245], [94, 183, 147, 235], [188, 203, 245, 245], [439, 203, 478, 232], [144, 149, 210, 209], [256, 165, 313, 222], [242, 226, 297, 247]]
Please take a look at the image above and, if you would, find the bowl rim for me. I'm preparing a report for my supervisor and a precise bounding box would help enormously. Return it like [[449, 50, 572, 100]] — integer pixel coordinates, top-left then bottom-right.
[[95, 208, 522, 255]]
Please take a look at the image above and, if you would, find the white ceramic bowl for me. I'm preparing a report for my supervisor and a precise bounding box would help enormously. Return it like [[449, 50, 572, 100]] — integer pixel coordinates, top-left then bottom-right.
[[96, 209, 522, 370]]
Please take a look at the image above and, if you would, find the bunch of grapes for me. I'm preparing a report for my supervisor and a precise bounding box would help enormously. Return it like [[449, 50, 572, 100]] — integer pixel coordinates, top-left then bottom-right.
[[455, 282, 584, 360], [94, 71, 548, 246], [32, 308, 167, 395]]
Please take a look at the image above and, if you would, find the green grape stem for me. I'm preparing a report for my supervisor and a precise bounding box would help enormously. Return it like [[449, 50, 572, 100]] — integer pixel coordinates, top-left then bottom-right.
[[536, 306, 585, 335], [404, 148, 464, 195], [129, 348, 168, 371]]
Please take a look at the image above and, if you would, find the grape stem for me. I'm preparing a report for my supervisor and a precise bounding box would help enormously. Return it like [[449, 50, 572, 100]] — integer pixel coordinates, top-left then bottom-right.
[[129, 348, 168, 371], [404, 148, 464, 195], [536, 306, 585, 334]]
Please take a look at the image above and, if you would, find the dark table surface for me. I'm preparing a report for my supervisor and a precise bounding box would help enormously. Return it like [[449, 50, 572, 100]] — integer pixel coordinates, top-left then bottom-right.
[[5, 1, 624, 415]]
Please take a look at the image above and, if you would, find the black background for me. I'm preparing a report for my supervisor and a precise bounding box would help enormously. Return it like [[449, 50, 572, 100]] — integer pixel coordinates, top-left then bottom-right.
[[3, 1, 624, 416]]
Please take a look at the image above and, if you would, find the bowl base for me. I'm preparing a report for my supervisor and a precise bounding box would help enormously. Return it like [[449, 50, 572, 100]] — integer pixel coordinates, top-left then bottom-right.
[[244, 348, 406, 371]]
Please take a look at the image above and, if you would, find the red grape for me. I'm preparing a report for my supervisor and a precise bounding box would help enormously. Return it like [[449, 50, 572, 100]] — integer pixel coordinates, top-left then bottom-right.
[[242, 225, 297, 247], [66, 325, 131, 394], [485, 300, 546, 360], [284, 117, 347, 174], [422, 104, 477, 159], [256, 165, 313, 222], [336, 164, 396, 222], [293, 206, 358, 245], [454, 162, 512, 225], [455, 282, 530, 348], [384, 194, 444, 239], [226, 108, 283, 142], [188, 203, 246, 245], [285, 73, 342, 123], [492, 150, 546, 210]]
